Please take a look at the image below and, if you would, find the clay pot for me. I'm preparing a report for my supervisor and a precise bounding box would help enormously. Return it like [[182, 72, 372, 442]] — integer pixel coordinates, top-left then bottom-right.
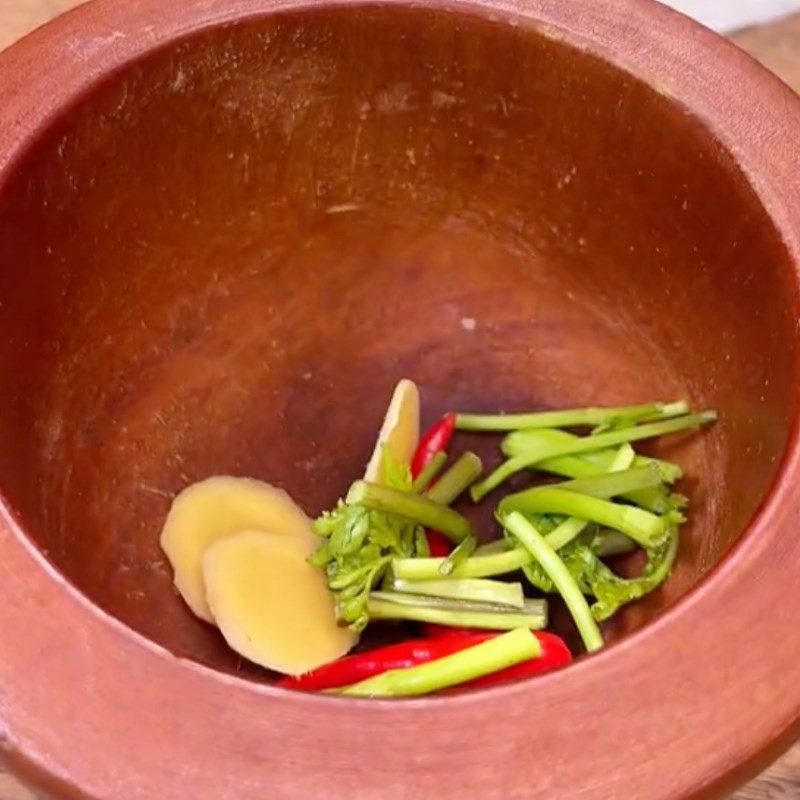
[[0, 0, 799, 797]]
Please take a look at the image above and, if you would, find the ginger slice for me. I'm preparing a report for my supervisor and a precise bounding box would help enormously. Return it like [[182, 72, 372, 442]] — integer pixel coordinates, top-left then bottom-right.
[[203, 530, 356, 675], [160, 477, 315, 622], [363, 379, 420, 483]]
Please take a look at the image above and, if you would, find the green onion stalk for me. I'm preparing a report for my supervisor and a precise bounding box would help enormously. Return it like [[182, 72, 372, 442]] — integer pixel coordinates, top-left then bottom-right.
[[336, 628, 541, 697]]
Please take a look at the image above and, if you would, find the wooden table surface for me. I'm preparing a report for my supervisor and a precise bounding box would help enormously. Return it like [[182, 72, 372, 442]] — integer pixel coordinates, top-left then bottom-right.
[[1, 2, 800, 798]]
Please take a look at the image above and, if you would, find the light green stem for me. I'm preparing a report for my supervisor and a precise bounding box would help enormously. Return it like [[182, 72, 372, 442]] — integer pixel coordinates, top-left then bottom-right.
[[412, 451, 448, 493], [455, 401, 688, 432], [610, 443, 636, 470], [367, 594, 547, 630], [509, 428, 683, 483], [439, 535, 477, 575], [494, 429, 679, 511], [347, 480, 474, 543], [538, 450, 673, 513], [474, 539, 513, 556], [496, 429, 683, 514], [426, 452, 483, 505], [336, 628, 541, 697], [544, 517, 590, 550], [392, 528, 638, 581], [503, 412, 715, 461], [515, 446, 630, 559], [393, 548, 530, 581], [498, 487, 668, 547], [544, 464, 662, 499], [504, 512, 604, 653], [393, 517, 605, 581], [543, 451, 682, 486], [592, 531, 636, 557], [472, 412, 715, 500], [390, 577, 525, 608]]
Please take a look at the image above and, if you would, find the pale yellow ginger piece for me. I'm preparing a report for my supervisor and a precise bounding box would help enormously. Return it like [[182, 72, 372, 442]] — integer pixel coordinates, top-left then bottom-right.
[[203, 530, 356, 675], [160, 476, 316, 622], [363, 379, 420, 483]]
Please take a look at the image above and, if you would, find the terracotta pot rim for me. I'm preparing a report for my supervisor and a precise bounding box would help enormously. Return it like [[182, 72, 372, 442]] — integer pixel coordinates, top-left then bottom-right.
[[1, 1, 800, 798]]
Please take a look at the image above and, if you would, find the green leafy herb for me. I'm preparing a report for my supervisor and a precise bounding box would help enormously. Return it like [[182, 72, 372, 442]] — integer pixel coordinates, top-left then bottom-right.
[[574, 526, 680, 621], [503, 512, 604, 653], [310, 447, 425, 632], [514, 524, 679, 621]]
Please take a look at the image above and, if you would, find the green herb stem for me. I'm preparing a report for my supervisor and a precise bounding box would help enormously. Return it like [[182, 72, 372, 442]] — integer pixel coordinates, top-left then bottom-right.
[[439, 534, 478, 575], [473, 424, 680, 505], [591, 531, 637, 557], [392, 528, 636, 581], [393, 517, 598, 581], [472, 424, 679, 483], [393, 547, 531, 581], [347, 480, 474, 543], [498, 487, 668, 548], [412, 451, 448, 493], [540, 449, 682, 485], [426, 452, 483, 505], [367, 594, 547, 630], [390, 577, 525, 608], [455, 401, 688, 432], [546, 464, 662, 499], [472, 412, 715, 500], [503, 412, 715, 460], [504, 512, 604, 653], [541, 449, 672, 513], [545, 517, 590, 550], [610, 443, 635, 470], [474, 539, 513, 556], [640, 401, 691, 422], [336, 628, 541, 697]]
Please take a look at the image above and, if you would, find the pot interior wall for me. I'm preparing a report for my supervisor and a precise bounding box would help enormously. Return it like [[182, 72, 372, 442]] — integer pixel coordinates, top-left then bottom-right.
[[0, 6, 794, 674]]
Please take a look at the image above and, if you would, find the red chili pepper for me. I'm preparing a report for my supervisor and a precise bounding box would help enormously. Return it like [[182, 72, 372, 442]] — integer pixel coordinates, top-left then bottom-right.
[[423, 623, 467, 639], [410, 413, 462, 634], [411, 413, 457, 479], [426, 530, 453, 557], [411, 413, 458, 560], [277, 631, 571, 692]]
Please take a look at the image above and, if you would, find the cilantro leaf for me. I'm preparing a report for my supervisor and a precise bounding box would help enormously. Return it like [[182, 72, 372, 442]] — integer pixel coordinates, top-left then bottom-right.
[[309, 447, 424, 632]]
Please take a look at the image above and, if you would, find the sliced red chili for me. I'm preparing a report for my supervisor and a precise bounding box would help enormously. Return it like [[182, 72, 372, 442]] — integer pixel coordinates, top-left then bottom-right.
[[411, 413, 456, 479], [278, 631, 571, 693]]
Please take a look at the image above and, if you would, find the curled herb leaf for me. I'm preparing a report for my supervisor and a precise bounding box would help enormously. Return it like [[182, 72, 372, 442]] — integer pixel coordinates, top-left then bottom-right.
[[514, 522, 679, 621], [310, 447, 426, 632]]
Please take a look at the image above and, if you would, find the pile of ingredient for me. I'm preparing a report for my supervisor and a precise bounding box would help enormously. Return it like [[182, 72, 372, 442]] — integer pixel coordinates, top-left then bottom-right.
[[160, 380, 715, 697]]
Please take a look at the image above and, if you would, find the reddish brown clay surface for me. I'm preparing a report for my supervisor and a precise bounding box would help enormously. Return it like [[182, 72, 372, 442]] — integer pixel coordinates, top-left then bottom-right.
[[0, 1, 799, 799]]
